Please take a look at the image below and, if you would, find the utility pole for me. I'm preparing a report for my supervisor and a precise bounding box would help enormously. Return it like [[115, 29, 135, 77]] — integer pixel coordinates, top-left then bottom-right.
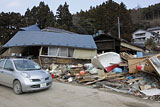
[[25, 17, 28, 26], [118, 17, 120, 39]]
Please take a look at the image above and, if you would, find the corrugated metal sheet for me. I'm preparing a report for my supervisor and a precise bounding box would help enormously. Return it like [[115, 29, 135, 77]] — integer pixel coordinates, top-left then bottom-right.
[[20, 24, 40, 31], [41, 27, 77, 34], [3, 31, 97, 50]]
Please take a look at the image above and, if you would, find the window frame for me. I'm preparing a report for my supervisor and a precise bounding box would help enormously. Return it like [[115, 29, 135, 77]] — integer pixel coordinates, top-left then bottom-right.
[[57, 47, 68, 57], [0, 60, 5, 69], [4, 60, 14, 71], [48, 47, 58, 56], [40, 46, 74, 58]]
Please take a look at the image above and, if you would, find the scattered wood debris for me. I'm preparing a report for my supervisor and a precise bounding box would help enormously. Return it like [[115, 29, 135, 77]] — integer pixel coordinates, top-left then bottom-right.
[[47, 52, 160, 101]]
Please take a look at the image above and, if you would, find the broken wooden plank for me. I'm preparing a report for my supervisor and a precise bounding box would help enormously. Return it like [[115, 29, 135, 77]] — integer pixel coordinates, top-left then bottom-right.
[[38, 56, 43, 67], [85, 72, 128, 85], [105, 72, 128, 78], [148, 54, 160, 76], [78, 78, 96, 83], [104, 81, 123, 87], [126, 77, 143, 83], [120, 52, 134, 61], [112, 77, 127, 81], [85, 77, 105, 85], [119, 62, 128, 67], [105, 72, 116, 76]]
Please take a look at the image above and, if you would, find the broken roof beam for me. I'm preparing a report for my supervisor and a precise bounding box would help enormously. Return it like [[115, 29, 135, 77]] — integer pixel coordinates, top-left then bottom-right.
[[121, 42, 144, 52]]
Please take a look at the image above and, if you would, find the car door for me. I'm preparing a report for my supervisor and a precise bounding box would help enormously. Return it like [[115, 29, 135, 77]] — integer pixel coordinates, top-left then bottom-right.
[[1, 59, 15, 87], [0, 60, 5, 83]]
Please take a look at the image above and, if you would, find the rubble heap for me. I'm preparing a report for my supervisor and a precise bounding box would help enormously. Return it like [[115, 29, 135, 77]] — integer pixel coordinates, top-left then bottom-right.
[[47, 52, 160, 101]]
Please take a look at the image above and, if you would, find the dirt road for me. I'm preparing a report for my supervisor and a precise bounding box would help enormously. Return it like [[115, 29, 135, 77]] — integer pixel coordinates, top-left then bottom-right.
[[0, 81, 159, 107]]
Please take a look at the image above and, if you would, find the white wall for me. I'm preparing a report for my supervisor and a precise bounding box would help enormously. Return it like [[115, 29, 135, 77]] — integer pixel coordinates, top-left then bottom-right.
[[73, 49, 97, 59], [132, 30, 153, 45]]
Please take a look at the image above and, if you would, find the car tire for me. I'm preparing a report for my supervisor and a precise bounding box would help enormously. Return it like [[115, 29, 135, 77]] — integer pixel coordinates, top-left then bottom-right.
[[13, 80, 23, 95]]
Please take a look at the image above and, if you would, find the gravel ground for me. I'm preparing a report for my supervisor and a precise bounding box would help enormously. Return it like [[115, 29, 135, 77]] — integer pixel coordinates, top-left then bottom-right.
[[0, 81, 159, 107]]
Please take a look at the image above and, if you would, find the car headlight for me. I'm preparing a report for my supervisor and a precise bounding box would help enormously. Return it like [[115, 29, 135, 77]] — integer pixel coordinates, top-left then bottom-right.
[[21, 72, 30, 78]]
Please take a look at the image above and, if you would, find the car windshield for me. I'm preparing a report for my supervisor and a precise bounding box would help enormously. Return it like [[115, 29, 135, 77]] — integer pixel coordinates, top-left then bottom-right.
[[14, 59, 41, 71]]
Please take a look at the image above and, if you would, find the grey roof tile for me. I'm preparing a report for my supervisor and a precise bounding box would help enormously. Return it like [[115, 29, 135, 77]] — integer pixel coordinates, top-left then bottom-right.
[[3, 31, 97, 50]]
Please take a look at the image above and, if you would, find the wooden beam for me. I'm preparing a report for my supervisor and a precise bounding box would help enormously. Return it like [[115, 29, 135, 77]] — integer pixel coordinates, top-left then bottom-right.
[[121, 42, 144, 52]]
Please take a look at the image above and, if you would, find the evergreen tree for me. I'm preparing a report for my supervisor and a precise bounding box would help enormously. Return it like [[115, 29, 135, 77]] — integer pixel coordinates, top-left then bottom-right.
[[56, 4, 63, 26], [24, 2, 56, 29], [74, 0, 134, 40], [56, 2, 73, 30], [0, 12, 26, 44]]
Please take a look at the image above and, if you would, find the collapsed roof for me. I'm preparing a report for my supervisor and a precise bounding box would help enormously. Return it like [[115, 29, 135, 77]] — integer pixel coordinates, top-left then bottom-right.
[[3, 31, 97, 50]]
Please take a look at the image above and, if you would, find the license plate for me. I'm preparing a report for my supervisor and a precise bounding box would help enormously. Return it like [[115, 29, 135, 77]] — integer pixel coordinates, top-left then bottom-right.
[[40, 83, 46, 87]]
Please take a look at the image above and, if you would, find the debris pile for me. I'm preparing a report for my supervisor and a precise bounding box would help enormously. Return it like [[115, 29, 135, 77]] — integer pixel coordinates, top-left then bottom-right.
[[47, 52, 160, 101]]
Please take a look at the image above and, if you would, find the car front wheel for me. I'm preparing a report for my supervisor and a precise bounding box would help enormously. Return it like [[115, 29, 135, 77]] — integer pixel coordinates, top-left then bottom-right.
[[13, 80, 23, 95]]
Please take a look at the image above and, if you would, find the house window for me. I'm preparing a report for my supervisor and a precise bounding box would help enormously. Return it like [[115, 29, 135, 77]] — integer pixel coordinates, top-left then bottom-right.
[[58, 48, 68, 57], [141, 38, 145, 41], [134, 38, 145, 42], [135, 33, 145, 37], [42, 47, 48, 55], [44, 47, 74, 58], [48, 47, 58, 56]]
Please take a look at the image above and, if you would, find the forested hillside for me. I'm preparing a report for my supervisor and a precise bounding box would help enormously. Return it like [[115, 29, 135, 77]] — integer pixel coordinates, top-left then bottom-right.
[[130, 3, 160, 29], [73, 0, 133, 41]]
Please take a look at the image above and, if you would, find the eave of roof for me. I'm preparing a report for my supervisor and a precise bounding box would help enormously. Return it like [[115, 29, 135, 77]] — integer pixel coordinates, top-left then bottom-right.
[[94, 33, 121, 41], [121, 42, 144, 52], [20, 24, 40, 31]]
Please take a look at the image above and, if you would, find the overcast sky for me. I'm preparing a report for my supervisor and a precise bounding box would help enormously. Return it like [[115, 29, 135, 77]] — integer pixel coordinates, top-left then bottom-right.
[[0, 0, 160, 15]]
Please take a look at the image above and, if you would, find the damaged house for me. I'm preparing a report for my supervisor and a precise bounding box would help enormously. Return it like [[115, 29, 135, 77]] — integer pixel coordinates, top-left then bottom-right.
[[93, 32, 144, 54], [2, 25, 97, 68], [93, 33, 121, 53]]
